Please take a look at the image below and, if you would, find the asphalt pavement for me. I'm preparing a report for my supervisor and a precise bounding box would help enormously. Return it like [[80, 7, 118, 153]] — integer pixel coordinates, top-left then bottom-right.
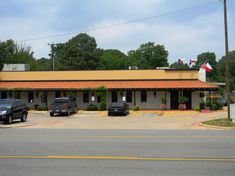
[[0, 110, 228, 129], [0, 129, 235, 176]]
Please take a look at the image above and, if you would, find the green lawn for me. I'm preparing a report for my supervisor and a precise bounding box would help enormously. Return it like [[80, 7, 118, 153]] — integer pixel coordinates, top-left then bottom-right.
[[203, 118, 235, 127]]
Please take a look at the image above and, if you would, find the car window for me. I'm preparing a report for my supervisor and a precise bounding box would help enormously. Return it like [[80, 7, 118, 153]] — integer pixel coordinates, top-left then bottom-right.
[[0, 102, 12, 108], [55, 99, 69, 103], [110, 103, 124, 108]]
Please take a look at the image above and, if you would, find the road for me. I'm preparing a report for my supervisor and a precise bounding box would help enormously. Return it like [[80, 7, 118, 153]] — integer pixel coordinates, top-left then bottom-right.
[[0, 129, 235, 176]]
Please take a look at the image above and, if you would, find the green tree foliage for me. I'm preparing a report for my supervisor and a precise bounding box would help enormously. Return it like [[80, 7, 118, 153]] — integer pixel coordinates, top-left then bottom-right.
[[99, 49, 127, 70], [127, 42, 169, 69], [34, 57, 51, 71], [196, 52, 218, 82], [217, 50, 235, 91], [170, 62, 190, 69], [0, 40, 36, 70], [56, 33, 102, 70]]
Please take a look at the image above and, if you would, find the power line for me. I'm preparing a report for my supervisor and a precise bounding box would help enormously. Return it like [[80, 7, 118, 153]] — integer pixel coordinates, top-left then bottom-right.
[[21, 0, 221, 42]]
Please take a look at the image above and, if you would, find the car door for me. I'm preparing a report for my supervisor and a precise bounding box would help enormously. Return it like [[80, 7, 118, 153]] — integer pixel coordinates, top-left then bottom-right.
[[11, 102, 19, 119]]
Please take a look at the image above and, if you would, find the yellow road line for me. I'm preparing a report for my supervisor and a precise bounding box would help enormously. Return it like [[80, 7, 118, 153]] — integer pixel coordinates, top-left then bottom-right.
[[0, 155, 235, 162]]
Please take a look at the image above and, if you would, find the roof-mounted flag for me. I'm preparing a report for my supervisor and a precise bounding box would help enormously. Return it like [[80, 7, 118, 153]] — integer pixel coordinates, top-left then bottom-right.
[[178, 58, 185, 64], [201, 62, 213, 72], [189, 59, 197, 65]]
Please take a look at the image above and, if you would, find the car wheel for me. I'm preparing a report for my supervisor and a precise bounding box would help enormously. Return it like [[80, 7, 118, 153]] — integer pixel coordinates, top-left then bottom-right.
[[108, 113, 112, 116], [4, 114, 12, 125], [50, 112, 54, 117], [21, 113, 27, 122]]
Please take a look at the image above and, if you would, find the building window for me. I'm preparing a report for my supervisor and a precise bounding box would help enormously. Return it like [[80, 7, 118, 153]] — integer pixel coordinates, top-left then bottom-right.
[[40, 92, 47, 103], [141, 90, 147, 102], [112, 91, 118, 102], [28, 91, 34, 103], [14, 91, 20, 99], [97, 94, 101, 103], [9, 91, 13, 98], [83, 92, 89, 103], [1, 91, 7, 99], [126, 91, 132, 103], [68, 91, 76, 101], [55, 91, 61, 98]]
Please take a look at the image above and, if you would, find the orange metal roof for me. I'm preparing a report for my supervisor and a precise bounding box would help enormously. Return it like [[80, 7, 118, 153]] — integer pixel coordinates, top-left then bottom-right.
[[0, 80, 218, 90]]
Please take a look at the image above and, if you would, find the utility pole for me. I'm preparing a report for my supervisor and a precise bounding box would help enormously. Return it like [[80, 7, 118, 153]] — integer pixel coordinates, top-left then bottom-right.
[[48, 43, 56, 71], [223, 0, 230, 119]]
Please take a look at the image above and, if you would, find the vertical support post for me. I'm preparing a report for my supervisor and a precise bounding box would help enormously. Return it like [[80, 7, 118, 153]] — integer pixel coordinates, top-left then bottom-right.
[[223, 0, 230, 119]]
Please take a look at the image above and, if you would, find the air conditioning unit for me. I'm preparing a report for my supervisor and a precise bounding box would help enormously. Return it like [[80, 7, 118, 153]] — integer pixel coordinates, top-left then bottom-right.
[[128, 66, 138, 70]]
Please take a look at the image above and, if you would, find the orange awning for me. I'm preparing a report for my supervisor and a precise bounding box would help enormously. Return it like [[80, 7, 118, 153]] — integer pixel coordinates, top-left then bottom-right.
[[0, 80, 218, 90]]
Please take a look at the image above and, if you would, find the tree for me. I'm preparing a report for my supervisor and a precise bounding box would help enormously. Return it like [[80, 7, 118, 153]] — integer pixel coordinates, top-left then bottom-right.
[[217, 50, 235, 91], [170, 62, 190, 69], [34, 57, 51, 71], [127, 42, 169, 69], [0, 39, 36, 70], [99, 49, 127, 70], [56, 33, 102, 70], [196, 52, 218, 82]]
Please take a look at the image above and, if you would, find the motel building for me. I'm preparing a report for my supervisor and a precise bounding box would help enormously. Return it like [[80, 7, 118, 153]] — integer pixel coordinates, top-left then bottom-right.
[[0, 67, 218, 110]]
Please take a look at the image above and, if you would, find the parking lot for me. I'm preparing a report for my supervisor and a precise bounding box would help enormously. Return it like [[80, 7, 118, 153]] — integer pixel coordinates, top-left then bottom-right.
[[0, 110, 228, 130]]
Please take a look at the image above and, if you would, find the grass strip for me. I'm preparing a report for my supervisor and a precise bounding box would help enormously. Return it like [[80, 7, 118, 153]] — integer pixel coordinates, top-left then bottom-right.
[[203, 118, 235, 127]]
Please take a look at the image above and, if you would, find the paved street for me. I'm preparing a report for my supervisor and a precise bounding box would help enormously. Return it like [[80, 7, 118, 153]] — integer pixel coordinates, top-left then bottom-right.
[[0, 129, 235, 176]]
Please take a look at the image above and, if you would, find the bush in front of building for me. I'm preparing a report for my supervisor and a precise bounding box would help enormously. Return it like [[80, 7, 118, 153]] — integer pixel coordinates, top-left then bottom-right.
[[215, 101, 223, 110], [206, 101, 223, 111], [193, 106, 201, 111], [133, 106, 139, 111], [99, 101, 107, 111], [87, 104, 98, 111]]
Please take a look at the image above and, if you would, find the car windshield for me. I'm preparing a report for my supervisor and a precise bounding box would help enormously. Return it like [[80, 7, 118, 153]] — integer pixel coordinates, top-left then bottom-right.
[[0, 102, 12, 108], [54, 99, 69, 103], [110, 103, 124, 108]]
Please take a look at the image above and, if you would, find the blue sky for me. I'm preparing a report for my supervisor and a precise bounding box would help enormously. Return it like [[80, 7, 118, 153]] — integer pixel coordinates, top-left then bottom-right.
[[0, 0, 234, 63]]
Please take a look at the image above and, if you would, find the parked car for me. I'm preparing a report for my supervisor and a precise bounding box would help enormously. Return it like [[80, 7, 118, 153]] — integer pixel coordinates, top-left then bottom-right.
[[108, 102, 129, 116], [48, 97, 77, 116], [0, 98, 28, 125]]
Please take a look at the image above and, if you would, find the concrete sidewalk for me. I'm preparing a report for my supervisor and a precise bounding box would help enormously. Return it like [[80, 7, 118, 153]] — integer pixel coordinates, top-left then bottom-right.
[[0, 110, 228, 130]]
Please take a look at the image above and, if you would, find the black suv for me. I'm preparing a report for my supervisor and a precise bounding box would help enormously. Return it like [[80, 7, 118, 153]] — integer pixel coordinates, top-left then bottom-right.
[[0, 99, 28, 125], [108, 102, 129, 116]]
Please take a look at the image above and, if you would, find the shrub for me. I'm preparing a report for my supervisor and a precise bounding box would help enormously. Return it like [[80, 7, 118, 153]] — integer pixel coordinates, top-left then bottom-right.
[[99, 102, 107, 111], [133, 106, 139, 111], [206, 102, 218, 111], [179, 96, 189, 104], [194, 106, 201, 111], [87, 104, 98, 111], [161, 97, 167, 104], [215, 102, 223, 110]]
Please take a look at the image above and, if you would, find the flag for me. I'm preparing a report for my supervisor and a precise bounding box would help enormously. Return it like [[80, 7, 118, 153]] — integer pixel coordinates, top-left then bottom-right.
[[178, 58, 185, 64], [201, 62, 213, 72], [189, 59, 197, 65]]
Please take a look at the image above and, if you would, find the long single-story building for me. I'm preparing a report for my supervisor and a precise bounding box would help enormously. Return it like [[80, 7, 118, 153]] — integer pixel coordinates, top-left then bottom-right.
[[0, 68, 218, 110]]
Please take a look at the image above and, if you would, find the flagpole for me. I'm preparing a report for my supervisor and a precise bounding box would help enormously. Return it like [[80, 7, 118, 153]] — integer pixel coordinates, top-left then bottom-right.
[[223, 0, 230, 120]]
